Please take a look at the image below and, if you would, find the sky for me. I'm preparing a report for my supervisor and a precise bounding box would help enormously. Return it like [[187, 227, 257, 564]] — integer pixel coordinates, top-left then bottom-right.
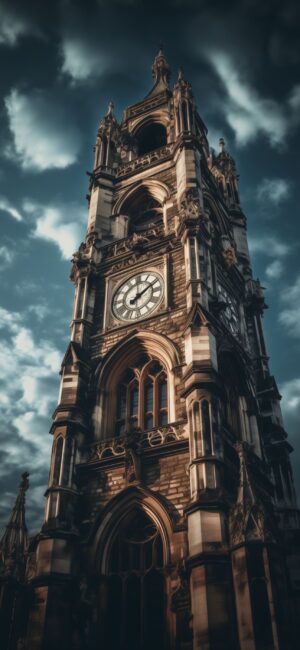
[[0, 0, 300, 534]]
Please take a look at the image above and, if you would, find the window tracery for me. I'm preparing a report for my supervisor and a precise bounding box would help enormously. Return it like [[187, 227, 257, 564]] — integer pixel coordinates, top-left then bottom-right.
[[115, 358, 168, 436]]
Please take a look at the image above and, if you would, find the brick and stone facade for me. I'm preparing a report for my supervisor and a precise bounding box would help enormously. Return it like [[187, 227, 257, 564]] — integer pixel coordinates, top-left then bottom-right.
[[1, 48, 300, 650]]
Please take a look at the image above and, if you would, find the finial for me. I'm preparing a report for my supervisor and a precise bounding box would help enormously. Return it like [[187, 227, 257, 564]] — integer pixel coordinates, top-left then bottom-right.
[[106, 101, 114, 117], [219, 137, 225, 153], [152, 46, 171, 86], [178, 67, 184, 81], [20, 471, 30, 493]]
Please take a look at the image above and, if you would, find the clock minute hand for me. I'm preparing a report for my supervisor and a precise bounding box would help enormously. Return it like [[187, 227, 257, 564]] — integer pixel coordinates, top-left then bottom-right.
[[129, 282, 154, 305]]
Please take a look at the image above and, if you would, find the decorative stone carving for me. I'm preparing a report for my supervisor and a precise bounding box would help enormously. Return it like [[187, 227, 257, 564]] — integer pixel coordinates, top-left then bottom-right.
[[116, 144, 173, 178], [220, 235, 237, 268], [229, 443, 276, 546], [171, 559, 193, 648], [86, 423, 188, 464], [124, 429, 143, 484], [179, 189, 202, 222]]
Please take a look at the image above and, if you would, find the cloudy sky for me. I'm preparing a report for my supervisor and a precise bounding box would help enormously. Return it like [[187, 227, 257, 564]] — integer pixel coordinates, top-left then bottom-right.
[[0, 0, 300, 533]]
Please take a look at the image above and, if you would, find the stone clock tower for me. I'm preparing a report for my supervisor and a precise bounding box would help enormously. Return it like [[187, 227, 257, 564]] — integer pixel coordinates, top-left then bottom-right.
[[3, 49, 299, 650]]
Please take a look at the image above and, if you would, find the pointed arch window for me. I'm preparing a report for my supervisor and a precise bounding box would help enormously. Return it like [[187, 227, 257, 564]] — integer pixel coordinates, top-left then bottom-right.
[[104, 509, 166, 650], [115, 359, 169, 436], [52, 437, 63, 485]]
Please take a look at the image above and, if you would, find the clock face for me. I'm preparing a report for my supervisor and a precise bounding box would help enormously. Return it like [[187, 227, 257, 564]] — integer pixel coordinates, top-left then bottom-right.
[[217, 283, 240, 338], [112, 272, 164, 322]]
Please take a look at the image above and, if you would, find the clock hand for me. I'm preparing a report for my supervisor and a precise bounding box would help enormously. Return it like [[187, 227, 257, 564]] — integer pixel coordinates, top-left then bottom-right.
[[129, 281, 155, 305]]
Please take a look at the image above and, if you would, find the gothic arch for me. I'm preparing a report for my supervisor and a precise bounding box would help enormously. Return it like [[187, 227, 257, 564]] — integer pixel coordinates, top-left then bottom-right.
[[130, 110, 170, 138], [93, 330, 181, 438], [90, 485, 176, 573], [113, 179, 171, 216], [202, 189, 230, 236]]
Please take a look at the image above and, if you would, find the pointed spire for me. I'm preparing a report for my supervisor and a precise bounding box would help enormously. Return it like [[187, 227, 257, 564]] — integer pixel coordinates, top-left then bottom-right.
[[106, 100, 114, 119], [151, 44, 171, 88], [177, 66, 184, 82], [219, 137, 225, 153], [0, 472, 29, 579]]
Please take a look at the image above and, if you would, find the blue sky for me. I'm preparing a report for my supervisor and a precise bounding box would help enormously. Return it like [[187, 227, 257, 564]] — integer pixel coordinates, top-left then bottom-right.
[[0, 0, 300, 532]]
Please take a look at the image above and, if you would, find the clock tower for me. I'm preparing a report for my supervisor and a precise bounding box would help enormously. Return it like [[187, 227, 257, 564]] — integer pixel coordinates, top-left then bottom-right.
[[21, 49, 299, 650]]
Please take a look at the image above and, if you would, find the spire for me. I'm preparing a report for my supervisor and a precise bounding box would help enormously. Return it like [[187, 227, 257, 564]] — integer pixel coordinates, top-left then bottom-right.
[[106, 100, 114, 119], [98, 100, 118, 134], [216, 136, 237, 177], [219, 137, 225, 153], [0, 472, 29, 579], [173, 65, 193, 98], [150, 45, 171, 93]]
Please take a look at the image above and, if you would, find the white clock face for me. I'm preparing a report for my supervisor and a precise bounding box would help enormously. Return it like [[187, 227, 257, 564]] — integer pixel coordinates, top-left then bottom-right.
[[217, 283, 240, 338], [112, 272, 164, 322]]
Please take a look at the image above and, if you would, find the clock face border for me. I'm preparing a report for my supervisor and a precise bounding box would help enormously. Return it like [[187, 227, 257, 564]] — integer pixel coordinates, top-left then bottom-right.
[[111, 270, 165, 323]]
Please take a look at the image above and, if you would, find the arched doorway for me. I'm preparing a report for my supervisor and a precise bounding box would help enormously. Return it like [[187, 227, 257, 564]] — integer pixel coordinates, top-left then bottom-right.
[[103, 508, 167, 650]]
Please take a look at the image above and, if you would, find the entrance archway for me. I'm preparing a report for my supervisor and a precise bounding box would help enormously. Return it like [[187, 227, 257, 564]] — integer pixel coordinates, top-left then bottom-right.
[[103, 508, 166, 650]]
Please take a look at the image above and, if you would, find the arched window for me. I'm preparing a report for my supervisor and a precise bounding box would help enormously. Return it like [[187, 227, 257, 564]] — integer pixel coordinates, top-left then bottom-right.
[[182, 101, 189, 131], [202, 399, 212, 455], [52, 437, 63, 485], [122, 189, 163, 235], [115, 359, 169, 436], [104, 509, 166, 650], [136, 123, 167, 156]]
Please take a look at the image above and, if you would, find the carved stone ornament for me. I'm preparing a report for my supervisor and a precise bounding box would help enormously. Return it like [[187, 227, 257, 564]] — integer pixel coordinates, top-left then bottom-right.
[[124, 429, 143, 484], [171, 559, 193, 647], [222, 247, 237, 268], [229, 443, 275, 546], [179, 189, 202, 222], [221, 236, 237, 268]]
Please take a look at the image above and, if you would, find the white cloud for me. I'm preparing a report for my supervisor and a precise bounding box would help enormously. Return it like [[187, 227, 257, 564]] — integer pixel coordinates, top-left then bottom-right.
[[23, 200, 84, 259], [60, 36, 110, 83], [0, 6, 36, 45], [289, 85, 300, 111], [0, 245, 15, 270], [265, 260, 284, 279], [278, 275, 300, 338], [257, 178, 290, 206], [0, 196, 22, 221], [0, 306, 62, 467], [205, 50, 300, 148], [4, 89, 82, 171], [280, 378, 300, 415], [248, 236, 290, 258]]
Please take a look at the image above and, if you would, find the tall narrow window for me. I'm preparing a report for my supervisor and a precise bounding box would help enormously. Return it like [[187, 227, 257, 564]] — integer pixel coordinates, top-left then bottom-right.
[[76, 278, 85, 319], [158, 376, 168, 426], [61, 437, 73, 486], [116, 384, 127, 437], [144, 381, 154, 430], [182, 101, 189, 131], [53, 437, 63, 485], [129, 382, 139, 430], [114, 358, 169, 436], [202, 400, 212, 455]]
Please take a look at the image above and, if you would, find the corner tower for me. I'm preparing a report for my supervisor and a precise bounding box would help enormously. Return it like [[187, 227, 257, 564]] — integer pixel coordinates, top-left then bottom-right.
[[24, 49, 299, 650]]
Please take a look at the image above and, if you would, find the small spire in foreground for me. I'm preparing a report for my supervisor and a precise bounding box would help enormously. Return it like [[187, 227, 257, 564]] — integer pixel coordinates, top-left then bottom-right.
[[219, 137, 225, 153], [0, 472, 29, 578], [152, 45, 171, 86]]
